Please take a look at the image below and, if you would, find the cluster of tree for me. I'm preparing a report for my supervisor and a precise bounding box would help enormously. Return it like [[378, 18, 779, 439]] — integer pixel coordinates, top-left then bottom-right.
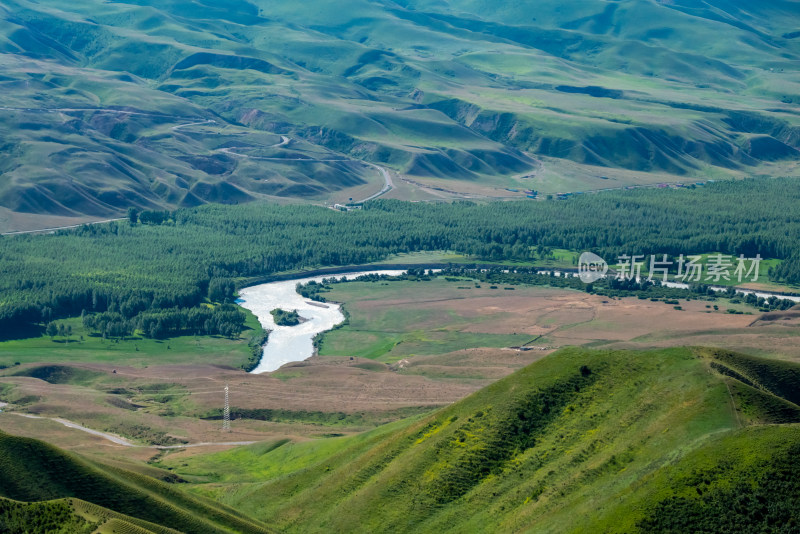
[[770, 253, 800, 284], [0, 498, 95, 534], [127, 208, 172, 225], [136, 305, 245, 339], [270, 308, 301, 326], [2, 177, 799, 337], [296, 279, 347, 302], [208, 278, 236, 303], [297, 280, 328, 302], [45, 322, 73, 340], [81, 305, 245, 340]]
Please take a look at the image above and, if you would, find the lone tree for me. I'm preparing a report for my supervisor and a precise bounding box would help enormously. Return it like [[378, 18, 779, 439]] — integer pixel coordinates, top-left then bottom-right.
[[45, 322, 58, 339]]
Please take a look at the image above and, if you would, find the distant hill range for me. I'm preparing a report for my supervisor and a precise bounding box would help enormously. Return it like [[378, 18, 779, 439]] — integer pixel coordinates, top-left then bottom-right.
[[0, 0, 798, 224]]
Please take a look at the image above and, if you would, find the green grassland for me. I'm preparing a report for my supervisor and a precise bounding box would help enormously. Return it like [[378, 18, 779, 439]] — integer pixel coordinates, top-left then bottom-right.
[[155, 346, 800, 532], [1, 0, 799, 224], [378, 248, 580, 269], [0, 306, 260, 369], [317, 278, 534, 362], [313, 274, 798, 365]]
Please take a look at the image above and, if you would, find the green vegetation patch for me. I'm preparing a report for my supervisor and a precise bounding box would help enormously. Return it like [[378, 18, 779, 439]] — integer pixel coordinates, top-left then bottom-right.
[[270, 308, 301, 326], [3, 178, 800, 345], [0, 497, 95, 534], [11, 365, 104, 385], [634, 426, 800, 533], [0, 312, 258, 369], [701, 347, 800, 406], [426, 365, 598, 504]]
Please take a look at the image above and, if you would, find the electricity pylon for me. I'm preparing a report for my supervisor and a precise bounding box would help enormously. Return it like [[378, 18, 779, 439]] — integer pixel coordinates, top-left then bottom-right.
[[222, 384, 231, 432]]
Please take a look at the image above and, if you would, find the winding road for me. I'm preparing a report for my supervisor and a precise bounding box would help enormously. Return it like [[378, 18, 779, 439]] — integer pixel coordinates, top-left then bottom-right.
[[171, 119, 216, 131], [218, 145, 395, 203], [359, 163, 395, 202]]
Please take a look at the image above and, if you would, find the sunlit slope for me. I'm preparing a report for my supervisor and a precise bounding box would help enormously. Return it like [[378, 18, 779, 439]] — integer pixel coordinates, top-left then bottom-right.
[[0, 0, 798, 219], [0, 430, 275, 533], [172, 347, 800, 532]]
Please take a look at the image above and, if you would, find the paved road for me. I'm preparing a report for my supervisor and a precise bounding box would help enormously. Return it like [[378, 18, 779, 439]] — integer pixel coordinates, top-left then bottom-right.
[[1, 218, 126, 236], [358, 163, 395, 203], [172, 119, 216, 131]]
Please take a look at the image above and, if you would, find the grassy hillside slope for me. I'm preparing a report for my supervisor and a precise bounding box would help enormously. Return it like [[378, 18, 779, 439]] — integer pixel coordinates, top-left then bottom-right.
[[160, 346, 800, 532], [0, 495, 185, 534], [0, 429, 275, 533], [1, 0, 798, 223]]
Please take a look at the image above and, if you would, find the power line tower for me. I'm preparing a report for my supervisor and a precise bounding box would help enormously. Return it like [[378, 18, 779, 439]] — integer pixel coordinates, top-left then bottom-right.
[[222, 384, 231, 432]]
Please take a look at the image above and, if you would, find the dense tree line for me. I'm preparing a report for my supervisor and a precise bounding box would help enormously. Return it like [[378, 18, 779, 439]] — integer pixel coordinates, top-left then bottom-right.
[[1, 177, 799, 337], [81, 305, 245, 340], [243, 329, 269, 372]]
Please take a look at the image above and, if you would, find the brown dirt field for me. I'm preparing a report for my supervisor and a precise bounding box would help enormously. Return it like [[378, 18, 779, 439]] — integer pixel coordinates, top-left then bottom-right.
[[342, 285, 759, 346]]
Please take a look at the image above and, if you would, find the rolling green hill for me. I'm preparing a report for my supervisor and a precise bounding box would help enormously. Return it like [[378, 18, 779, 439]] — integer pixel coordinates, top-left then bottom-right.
[[159, 346, 800, 532], [0, 429, 275, 533], [1, 0, 798, 225]]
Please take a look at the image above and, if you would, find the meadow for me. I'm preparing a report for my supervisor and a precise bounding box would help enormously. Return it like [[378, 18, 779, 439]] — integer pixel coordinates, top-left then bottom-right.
[[317, 275, 800, 364], [0, 310, 261, 369]]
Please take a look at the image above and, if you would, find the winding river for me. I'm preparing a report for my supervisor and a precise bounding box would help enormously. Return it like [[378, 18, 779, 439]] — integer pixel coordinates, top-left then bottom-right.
[[237, 271, 405, 373]]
